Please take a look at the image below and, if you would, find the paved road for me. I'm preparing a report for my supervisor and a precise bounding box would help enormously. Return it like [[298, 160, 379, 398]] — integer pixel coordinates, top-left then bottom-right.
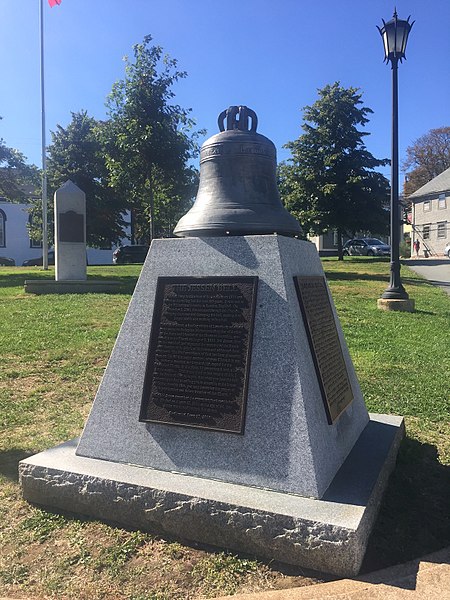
[[404, 258, 450, 297]]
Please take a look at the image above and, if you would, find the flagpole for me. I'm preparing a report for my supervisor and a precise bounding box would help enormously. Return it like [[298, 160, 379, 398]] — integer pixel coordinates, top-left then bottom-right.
[[40, 0, 48, 269]]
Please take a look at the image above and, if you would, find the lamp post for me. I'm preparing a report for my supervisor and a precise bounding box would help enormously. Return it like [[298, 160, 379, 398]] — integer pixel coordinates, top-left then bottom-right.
[[377, 11, 415, 310]]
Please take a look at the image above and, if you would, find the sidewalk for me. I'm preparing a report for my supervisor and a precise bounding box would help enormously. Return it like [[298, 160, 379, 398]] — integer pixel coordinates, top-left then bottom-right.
[[216, 546, 450, 600], [404, 258, 450, 297]]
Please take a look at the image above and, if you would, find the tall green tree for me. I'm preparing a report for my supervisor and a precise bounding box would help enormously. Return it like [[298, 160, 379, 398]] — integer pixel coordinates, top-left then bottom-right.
[[278, 83, 390, 259], [30, 110, 127, 247], [403, 126, 450, 196], [0, 117, 39, 201], [101, 35, 202, 242]]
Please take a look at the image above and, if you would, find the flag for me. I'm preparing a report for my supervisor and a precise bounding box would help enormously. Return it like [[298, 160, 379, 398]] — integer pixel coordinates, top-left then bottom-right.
[[48, 0, 62, 7]]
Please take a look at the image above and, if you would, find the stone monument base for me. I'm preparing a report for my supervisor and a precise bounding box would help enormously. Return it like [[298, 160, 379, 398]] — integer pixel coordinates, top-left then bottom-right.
[[24, 280, 122, 295], [19, 413, 403, 577], [377, 298, 415, 312]]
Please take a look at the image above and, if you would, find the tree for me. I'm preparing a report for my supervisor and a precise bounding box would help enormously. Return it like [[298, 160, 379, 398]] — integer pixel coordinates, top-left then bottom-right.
[[0, 117, 39, 201], [403, 126, 450, 196], [278, 83, 390, 259], [29, 110, 128, 247], [101, 35, 202, 243]]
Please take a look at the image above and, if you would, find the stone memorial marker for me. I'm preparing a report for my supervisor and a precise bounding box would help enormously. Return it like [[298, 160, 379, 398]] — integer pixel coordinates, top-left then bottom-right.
[[20, 107, 404, 576], [24, 180, 120, 294], [54, 180, 87, 281]]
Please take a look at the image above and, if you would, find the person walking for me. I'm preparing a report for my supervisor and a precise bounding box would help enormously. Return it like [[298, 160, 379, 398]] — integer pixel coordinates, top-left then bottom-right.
[[414, 239, 420, 257]]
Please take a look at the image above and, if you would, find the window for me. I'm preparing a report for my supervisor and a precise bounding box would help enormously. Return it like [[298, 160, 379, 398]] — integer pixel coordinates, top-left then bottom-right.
[[423, 224, 431, 240], [437, 222, 447, 239], [423, 200, 431, 212], [438, 193, 447, 209], [0, 210, 6, 247]]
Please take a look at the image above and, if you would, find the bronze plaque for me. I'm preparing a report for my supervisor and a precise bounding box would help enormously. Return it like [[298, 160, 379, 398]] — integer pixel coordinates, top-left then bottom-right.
[[140, 276, 258, 433], [59, 211, 85, 243], [294, 276, 353, 424]]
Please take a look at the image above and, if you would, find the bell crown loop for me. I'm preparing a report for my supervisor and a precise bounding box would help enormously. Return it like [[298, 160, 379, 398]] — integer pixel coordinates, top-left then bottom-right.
[[201, 106, 275, 164], [218, 106, 258, 133]]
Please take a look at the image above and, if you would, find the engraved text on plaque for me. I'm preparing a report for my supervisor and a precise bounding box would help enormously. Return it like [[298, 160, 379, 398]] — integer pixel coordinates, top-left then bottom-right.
[[140, 276, 258, 433], [294, 276, 353, 423]]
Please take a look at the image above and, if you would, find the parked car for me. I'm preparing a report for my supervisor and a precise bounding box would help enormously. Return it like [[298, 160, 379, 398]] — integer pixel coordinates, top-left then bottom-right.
[[444, 243, 450, 259], [0, 256, 15, 266], [343, 238, 391, 257], [22, 250, 55, 266], [112, 245, 149, 264]]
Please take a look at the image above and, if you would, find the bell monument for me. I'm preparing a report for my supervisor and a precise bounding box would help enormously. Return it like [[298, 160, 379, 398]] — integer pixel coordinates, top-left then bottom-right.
[[20, 107, 404, 576]]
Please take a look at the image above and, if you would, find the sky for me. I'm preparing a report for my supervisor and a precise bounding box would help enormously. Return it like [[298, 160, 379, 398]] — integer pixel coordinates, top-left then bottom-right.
[[1, 0, 449, 182]]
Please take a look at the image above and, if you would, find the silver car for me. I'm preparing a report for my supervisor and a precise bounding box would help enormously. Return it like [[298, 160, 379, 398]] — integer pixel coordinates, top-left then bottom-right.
[[343, 238, 391, 257], [444, 243, 450, 259]]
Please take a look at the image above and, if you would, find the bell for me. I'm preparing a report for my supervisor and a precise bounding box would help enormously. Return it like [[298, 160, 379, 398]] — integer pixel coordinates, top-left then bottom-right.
[[174, 106, 302, 238]]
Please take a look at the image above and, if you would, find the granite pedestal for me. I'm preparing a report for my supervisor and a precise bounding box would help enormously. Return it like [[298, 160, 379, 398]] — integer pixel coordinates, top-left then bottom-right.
[[20, 235, 404, 575]]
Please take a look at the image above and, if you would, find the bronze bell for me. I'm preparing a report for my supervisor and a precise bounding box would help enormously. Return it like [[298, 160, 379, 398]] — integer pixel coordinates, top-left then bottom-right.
[[173, 106, 302, 237]]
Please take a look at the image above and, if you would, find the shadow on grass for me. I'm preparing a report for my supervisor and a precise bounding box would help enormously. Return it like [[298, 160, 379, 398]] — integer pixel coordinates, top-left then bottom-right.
[[324, 271, 388, 283], [0, 272, 138, 295], [324, 271, 439, 290], [0, 272, 55, 288], [322, 257, 391, 264], [86, 273, 138, 295], [0, 449, 34, 481], [361, 436, 450, 579], [402, 277, 444, 289], [406, 279, 450, 290]]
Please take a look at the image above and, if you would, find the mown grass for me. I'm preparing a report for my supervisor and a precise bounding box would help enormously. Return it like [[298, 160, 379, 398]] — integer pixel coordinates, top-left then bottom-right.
[[0, 259, 449, 598], [324, 258, 449, 423], [322, 258, 450, 571]]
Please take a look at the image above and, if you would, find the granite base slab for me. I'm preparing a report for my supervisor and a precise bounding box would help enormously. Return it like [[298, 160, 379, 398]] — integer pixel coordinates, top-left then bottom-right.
[[19, 413, 404, 577], [24, 280, 121, 294]]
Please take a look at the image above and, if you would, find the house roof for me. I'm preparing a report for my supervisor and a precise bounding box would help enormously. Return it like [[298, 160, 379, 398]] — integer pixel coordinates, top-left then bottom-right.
[[408, 166, 450, 200]]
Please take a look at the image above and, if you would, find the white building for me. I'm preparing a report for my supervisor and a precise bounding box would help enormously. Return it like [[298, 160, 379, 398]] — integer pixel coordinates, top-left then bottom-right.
[[0, 199, 131, 266]]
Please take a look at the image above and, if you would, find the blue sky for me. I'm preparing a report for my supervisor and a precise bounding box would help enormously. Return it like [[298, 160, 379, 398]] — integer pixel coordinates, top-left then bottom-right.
[[1, 0, 449, 182]]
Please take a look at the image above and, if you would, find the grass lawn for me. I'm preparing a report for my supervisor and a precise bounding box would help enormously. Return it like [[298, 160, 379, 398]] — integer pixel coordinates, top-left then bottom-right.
[[0, 259, 449, 599]]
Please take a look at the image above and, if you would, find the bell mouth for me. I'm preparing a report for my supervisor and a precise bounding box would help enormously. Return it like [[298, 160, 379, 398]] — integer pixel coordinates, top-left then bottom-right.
[[174, 205, 302, 238], [176, 228, 301, 238]]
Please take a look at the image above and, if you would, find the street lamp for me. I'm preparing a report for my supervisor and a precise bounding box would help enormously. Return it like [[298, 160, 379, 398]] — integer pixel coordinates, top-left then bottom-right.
[[377, 11, 415, 311]]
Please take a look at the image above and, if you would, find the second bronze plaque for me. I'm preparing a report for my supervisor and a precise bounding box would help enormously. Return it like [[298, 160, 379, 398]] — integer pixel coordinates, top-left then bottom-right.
[[140, 276, 258, 433], [294, 276, 353, 424]]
